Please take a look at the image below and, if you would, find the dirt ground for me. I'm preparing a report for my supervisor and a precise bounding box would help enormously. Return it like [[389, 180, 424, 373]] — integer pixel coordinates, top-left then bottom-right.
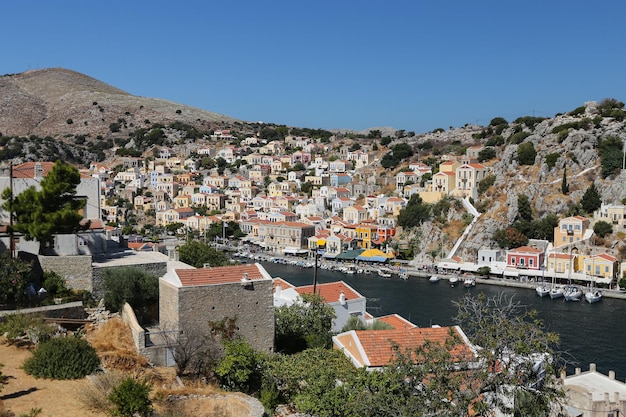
[[0, 339, 108, 417], [0, 318, 263, 417]]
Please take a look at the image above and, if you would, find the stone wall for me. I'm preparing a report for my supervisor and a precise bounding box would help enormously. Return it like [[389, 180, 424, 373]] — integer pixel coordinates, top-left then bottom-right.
[[0, 301, 84, 318], [158, 279, 180, 330], [91, 261, 167, 299], [177, 280, 275, 354], [38, 255, 93, 292]]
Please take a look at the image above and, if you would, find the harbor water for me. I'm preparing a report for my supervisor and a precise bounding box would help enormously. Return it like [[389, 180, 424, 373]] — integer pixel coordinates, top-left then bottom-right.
[[260, 260, 626, 380]]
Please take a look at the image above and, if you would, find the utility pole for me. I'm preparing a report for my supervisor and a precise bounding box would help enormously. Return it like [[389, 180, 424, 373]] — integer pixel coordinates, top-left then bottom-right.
[[8, 163, 14, 259]]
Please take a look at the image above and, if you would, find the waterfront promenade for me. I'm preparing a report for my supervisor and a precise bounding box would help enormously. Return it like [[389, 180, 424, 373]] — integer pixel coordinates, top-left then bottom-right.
[[237, 248, 626, 300]]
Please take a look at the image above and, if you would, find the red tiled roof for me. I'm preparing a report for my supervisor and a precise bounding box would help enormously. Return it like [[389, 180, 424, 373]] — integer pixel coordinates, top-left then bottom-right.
[[353, 326, 473, 367], [176, 264, 267, 286], [273, 277, 295, 291], [509, 246, 543, 253], [12, 161, 91, 179], [376, 314, 417, 330], [296, 281, 363, 302]]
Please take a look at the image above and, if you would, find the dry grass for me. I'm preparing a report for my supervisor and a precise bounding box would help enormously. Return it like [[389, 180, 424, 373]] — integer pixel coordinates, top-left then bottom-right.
[[85, 318, 149, 372]]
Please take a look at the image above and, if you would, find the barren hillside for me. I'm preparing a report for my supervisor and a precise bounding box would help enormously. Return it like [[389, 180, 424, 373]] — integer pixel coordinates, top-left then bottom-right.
[[0, 68, 239, 137]]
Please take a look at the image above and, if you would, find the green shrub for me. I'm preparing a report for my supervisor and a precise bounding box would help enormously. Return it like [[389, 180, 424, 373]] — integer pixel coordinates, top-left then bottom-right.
[[108, 377, 153, 417], [508, 131, 531, 145], [569, 106, 586, 116], [545, 152, 560, 168], [485, 135, 505, 146], [478, 174, 496, 195], [0, 313, 55, 342], [517, 142, 537, 165], [42, 271, 71, 298], [557, 130, 569, 143], [23, 337, 100, 379], [477, 147, 496, 162], [103, 267, 159, 316]]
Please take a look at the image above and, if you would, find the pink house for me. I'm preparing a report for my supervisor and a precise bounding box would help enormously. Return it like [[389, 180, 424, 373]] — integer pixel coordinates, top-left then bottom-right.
[[506, 246, 545, 270]]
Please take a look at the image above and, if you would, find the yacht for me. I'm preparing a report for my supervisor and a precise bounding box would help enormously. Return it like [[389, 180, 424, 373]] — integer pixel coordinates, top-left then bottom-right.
[[535, 284, 550, 297], [564, 285, 583, 302], [584, 289, 603, 303], [549, 285, 565, 299]]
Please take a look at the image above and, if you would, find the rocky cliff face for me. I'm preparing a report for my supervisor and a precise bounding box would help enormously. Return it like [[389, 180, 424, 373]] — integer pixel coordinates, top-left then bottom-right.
[[408, 101, 626, 263]]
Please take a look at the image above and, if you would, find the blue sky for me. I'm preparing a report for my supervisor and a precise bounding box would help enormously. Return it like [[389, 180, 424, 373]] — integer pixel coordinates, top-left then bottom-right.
[[3, 1, 626, 134]]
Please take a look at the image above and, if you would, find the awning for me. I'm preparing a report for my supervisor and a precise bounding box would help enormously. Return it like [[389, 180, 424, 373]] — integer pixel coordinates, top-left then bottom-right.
[[283, 247, 308, 254], [356, 248, 395, 262], [503, 269, 520, 277], [316, 239, 326, 246], [336, 249, 364, 260]]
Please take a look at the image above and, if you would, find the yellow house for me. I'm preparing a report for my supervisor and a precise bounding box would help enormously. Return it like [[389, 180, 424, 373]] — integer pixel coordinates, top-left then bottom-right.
[[553, 216, 590, 248], [174, 194, 192, 208], [267, 182, 283, 197], [547, 252, 577, 274], [355, 224, 378, 249], [431, 171, 456, 194], [583, 253, 619, 280]]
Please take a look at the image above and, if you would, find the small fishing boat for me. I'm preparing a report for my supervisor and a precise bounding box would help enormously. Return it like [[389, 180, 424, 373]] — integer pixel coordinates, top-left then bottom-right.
[[399, 271, 409, 280], [449, 276, 459, 286], [429, 275, 440, 283], [463, 278, 476, 288]]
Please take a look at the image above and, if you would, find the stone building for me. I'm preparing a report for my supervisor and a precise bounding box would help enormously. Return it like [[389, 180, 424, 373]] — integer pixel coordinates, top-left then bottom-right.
[[562, 363, 626, 417], [159, 263, 275, 354]]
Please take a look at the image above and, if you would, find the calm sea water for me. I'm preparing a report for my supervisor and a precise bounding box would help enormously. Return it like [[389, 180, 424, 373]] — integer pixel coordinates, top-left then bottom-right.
[[260, 261, 626, 380]]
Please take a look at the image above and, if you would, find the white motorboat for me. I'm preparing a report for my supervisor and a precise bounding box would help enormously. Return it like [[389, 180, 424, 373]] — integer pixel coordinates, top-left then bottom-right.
[[377, 269, 392, 278], [399, 271, 409, 280], [549, 285, 565, 299], [429, 275, 440, 283], [564, 285, 583, 301], [463, 278, 476, 288], [449, 276, 459, 286], [535, 284, 550, 297]]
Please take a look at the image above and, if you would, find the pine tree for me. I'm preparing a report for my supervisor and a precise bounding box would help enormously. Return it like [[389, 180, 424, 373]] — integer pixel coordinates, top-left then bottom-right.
[[580, 182, 602, 214], [1, 160, 88, 253], [561, 167, 569, 194]]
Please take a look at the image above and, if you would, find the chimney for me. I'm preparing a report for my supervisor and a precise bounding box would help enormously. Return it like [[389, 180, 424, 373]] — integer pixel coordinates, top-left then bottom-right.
[[34, 162, 43, 179], [339, 290, 346, 306], [575, 367, 581, 375], [609, 371, 616, 380], [590, 363, 596, 372]]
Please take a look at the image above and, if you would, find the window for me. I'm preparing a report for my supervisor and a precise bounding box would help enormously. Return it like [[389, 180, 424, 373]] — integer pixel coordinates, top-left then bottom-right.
[[511, 257, 516, 265], [529, 258, 533, 267]]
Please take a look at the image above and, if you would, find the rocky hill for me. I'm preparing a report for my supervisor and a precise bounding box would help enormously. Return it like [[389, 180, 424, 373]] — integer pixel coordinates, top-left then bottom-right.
[[1, 68, 625, 262], [0, 68, 238, 138], [402, 102, 626, 264]]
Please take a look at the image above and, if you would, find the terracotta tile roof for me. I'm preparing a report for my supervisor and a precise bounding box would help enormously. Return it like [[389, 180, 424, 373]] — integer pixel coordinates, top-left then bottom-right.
[[273, 277, 295, 291], [296, 281, 363, 303], [509, 246, 543, 253], [596, 253, 617, 262], [375, 314, 417, 330], [350, 326, 473, 367], [176, 264, 268, 286], [12, 161, 91, 179]]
